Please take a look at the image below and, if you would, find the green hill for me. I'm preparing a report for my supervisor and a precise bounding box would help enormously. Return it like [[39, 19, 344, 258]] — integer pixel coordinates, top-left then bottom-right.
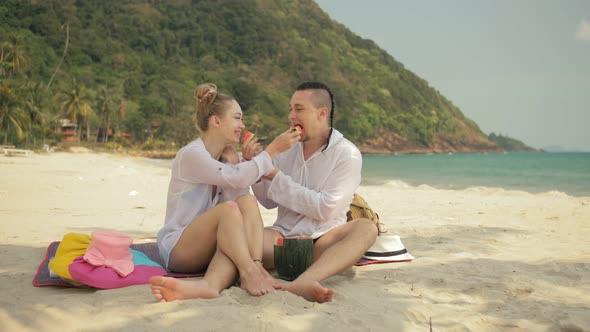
[[488, 133, 537, 152], [0, 0, 501, 153]]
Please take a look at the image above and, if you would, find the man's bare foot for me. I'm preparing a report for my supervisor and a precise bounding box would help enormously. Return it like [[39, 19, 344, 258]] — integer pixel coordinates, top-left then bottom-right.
[[239, 268, 280, 296], [149, 276, 219, 302], [283, 278, 334, 303]]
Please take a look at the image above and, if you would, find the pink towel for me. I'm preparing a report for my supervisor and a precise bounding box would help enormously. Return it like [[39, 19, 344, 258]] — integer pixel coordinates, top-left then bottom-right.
[[69, 256, 165, 289], [83, 231, 134, 277]]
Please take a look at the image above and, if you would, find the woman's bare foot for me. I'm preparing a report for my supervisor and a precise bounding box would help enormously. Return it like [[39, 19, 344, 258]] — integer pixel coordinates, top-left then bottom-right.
[[254, 261, 283, 289], [239, 267, 280, 296], [283, 278, 334, 303], [149, 276, 219, 302]]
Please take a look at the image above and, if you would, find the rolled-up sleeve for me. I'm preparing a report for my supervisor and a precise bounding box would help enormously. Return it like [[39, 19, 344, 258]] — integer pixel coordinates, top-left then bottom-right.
[[178, 148, 274, 190]]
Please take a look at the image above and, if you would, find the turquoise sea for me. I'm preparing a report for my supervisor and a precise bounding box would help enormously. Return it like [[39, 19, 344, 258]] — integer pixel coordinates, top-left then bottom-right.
[[361, 152, 590, 197]]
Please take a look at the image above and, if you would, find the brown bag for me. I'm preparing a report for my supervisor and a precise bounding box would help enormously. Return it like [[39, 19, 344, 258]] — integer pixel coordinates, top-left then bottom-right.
[[346, 193, 384, 234]]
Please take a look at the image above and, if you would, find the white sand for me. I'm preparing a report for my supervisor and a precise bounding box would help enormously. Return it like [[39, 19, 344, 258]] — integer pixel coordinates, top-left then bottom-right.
[[0, 152, 589, 331]]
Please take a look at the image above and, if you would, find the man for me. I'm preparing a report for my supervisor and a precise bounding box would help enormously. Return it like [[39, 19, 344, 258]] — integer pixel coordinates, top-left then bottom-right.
[[244, 82, 378, 303]]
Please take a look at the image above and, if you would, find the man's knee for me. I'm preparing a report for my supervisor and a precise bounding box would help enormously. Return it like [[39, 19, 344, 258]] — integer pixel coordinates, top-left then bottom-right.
[[263, 228, 283, 249], [352, 218, 378, 243], [262, 229, 281, 268]]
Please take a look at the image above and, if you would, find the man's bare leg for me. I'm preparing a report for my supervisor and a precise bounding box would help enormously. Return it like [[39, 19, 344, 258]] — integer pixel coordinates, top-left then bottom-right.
[[283, 218, 377, 303], [150, 248, 237, 302], [262, 228, 284, 269]]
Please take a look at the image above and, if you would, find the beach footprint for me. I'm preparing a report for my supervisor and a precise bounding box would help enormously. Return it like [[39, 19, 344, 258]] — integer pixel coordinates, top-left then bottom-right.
[[505, 287, 534, 297]]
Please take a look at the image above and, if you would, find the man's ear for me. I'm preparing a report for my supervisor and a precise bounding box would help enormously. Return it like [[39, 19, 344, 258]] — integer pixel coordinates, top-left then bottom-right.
[[318, 107, 329, 120]]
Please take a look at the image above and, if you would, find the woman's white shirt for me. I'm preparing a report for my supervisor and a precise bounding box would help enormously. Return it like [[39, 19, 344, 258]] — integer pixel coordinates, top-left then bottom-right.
[[157, 138, 274, 268]]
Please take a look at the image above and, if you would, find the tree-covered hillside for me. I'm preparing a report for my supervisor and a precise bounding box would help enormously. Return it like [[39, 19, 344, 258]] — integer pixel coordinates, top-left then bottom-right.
[[0, 0, 500, 153], [488, 133, 537, 152]]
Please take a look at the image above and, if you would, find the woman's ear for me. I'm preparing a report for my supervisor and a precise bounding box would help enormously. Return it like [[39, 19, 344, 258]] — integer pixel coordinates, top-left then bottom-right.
[[210, 116, 221, 128]]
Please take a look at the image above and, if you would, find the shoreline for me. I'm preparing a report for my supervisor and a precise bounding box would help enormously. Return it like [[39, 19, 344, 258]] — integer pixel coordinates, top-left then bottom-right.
[[1, 152, 589, 331], [6, 141, 543, 158], [6, 147, 590, 198]]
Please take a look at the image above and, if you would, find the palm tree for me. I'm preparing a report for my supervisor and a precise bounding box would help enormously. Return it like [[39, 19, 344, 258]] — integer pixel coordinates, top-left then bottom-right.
[[0, 81, 28, 145], [22, 82, 49, 146], [0, 34, 30, 79], [47, 22, 69, 90], [79, 102, 93, 141], [115, 100, 126, 140], [96, 87, 114, 143], [61, 77, 86, 139]]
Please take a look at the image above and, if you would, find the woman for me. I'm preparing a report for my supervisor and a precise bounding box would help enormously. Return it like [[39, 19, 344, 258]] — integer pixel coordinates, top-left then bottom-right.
[[149, 83, 300, 301]]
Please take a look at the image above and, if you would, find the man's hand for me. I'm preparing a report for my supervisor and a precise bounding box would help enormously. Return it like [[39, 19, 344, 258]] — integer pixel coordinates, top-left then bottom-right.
[[262, 167, 279, 181]]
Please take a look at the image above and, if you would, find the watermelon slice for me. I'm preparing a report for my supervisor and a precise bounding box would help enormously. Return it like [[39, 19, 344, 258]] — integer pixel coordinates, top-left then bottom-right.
[[241, 131, 254, 143]]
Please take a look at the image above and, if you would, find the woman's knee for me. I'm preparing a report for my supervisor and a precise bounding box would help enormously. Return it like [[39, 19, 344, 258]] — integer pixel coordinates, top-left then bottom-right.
[[218, 200, 242, 219], [236, 194, 258, 208], [221, 200, 239, 208]]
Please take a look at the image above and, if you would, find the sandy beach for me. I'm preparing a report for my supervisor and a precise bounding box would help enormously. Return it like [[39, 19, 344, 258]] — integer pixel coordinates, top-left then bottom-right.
[[1, 151, 589, 331]]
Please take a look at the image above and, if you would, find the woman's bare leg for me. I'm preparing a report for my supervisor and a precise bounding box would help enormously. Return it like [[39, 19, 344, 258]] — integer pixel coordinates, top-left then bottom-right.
[[235, 195, 277, 281], [214, 201, 277, 295], [152, 200, 276, 299], [150, 248, 237, 302]]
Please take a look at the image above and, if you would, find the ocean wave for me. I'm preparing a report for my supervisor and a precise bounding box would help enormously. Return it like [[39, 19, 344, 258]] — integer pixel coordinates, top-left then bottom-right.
[[361, 178, 589, 197], [362, 180, 529, 194], [539, 190, 572, 198], [362, 178, 433, 190]]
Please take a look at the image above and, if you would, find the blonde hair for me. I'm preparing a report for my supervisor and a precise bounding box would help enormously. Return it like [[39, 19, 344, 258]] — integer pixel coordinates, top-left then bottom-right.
[[193, 83, 235, 133]]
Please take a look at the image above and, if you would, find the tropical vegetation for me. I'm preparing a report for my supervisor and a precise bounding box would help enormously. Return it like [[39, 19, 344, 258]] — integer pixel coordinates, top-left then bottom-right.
[[488, 132, 536, 152], [0, 0, 501, 153]]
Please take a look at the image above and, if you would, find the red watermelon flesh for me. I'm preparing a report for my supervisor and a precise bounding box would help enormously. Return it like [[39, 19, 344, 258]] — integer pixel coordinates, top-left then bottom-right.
[[241, 131, 254, 143]]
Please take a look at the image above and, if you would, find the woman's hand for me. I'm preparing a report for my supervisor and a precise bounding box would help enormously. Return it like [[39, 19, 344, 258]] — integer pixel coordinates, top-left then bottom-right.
[[264, 128, 301, 159], [242, 135, 263, 161], [221, 144, 240, 165]]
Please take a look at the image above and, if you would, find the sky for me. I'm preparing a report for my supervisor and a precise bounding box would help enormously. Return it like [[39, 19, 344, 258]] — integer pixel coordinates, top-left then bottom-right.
[[315, 0, 590, 151]]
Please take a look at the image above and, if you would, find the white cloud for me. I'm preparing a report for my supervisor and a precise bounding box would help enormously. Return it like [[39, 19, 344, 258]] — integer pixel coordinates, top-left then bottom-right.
[[575, 18, 590, 42]]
